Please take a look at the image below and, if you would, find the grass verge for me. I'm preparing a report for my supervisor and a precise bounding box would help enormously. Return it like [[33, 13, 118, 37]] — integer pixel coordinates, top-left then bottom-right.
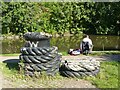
[[84, 61, 119, 88], [0, 60, 119, 88], [0, 53, 20, 56], [0, 51, 120, 56], [60, 51, 120, 56], [0, 62, 68, 88]]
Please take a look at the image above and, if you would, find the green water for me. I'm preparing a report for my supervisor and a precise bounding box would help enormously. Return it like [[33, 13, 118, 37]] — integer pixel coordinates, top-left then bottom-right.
[[1, 35, 120, 54]]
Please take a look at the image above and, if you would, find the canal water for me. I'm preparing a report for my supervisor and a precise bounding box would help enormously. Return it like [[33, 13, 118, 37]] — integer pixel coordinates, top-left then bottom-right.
[[1, 35, 120, 54]]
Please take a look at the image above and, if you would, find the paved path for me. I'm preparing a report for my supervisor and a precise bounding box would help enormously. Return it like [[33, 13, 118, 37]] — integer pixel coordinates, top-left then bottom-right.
[[0, 71, 2, 90], [0, 56, 19, 63], [0, 56, 19, 89], [62, 55, 120, 62], [0, 54, 120, 63]]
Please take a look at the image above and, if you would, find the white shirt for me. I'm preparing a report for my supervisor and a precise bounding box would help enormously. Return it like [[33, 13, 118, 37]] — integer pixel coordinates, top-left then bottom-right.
[[80, 37, 93, 50], [82, 37, 92, 45]]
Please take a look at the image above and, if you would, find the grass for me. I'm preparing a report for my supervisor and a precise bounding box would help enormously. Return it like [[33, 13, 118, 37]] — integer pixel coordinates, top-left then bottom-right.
[[59, 51, 68, 56], [84, 61, 119, 88], [0, 50, 120, 56], [0, 53, 20, 56], [60, 51, 120, 56], [0, 60, 119, 88], [0, 62, 68, 88]]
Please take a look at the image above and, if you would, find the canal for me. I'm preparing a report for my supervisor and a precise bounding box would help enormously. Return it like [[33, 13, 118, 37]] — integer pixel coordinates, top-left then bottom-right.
[[1, 35, 120, 54]]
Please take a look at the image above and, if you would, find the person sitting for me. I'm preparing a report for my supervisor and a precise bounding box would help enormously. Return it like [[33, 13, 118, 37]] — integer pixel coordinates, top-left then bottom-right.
[[80, 35, 93, 54]]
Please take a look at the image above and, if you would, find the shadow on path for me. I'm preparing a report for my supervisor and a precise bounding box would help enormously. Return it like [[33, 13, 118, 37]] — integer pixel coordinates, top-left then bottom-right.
[[94, 55, 120, 62], [3, 59, 20, 70], [62, 54, 120, 62]]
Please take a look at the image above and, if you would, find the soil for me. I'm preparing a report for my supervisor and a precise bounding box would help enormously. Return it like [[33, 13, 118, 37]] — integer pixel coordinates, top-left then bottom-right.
[[0, 54, 120, 88]]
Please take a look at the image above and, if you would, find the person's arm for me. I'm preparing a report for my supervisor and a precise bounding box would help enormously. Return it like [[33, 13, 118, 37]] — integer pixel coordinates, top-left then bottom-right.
[[80, 42, 82, 51], [89, 39, 93, 46]]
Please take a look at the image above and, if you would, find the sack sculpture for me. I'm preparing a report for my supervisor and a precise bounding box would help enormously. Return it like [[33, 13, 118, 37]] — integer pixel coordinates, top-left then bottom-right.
[[59, 58, 100, 77], [19, 32, 61, 76]]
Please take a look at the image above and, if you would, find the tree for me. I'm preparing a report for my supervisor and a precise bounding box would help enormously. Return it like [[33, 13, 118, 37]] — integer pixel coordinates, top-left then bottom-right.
[[2, 2, 120, 35], [2, 2, 49, 34]]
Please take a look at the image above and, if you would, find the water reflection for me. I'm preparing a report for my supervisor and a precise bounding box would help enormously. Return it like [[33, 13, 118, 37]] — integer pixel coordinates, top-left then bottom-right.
[[50, 35, 83, 52], [1, 35, 120, 54], [2, 38, 25, 54], [91, 35, 120, 51], [51, 35, 120, 52]]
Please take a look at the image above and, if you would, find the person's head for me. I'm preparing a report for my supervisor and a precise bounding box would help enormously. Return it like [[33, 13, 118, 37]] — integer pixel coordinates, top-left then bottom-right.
[[83, 34, 89, 38]]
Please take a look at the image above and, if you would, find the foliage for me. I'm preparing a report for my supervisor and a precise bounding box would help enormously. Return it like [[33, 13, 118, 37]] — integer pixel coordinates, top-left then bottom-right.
[[2, 2, 50, 34], [1, 2, 120, 35], [45, 2, 95, 35], [85, 2, 120, 35]]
